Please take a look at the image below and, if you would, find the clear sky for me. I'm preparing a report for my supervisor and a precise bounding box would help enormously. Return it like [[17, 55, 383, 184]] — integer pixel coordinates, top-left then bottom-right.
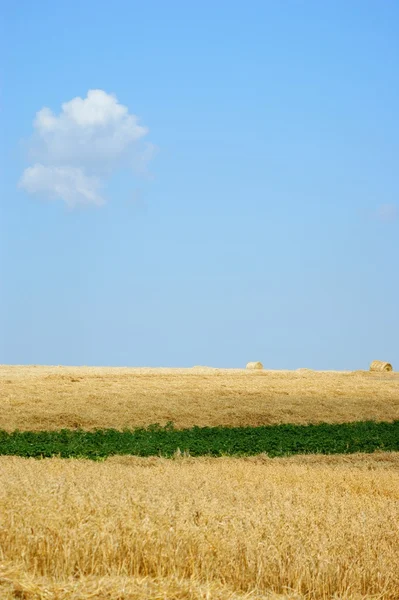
[[0, 0, 398, 370]]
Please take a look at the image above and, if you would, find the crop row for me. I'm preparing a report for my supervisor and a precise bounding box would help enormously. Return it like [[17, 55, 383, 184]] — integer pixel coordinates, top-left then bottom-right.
[[0, 421, 398, 459]]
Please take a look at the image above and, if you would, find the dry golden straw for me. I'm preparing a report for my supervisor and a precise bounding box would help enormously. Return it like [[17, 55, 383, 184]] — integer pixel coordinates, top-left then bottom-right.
[[246, 361, 263, 370], [370, 360, 393, 372], [0, 365, 398, 431], [0, 453, 398, 599]]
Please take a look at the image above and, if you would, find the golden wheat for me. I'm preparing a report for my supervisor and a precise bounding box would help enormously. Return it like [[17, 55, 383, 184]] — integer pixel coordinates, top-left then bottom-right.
[[0, 454, 398, 599], [0, 566, 294, 600], [0, 365, 398, 431]]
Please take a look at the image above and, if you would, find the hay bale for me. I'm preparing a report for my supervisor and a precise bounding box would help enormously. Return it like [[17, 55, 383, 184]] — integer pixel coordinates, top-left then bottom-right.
[[369, 360, 393, 372], [246, 361, 263, 370]]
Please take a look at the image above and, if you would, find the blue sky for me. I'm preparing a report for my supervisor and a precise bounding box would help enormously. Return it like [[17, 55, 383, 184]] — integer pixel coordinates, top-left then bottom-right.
[[0, 0, 398, 369]]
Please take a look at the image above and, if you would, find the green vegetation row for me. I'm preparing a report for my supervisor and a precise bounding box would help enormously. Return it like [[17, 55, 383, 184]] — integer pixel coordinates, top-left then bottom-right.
[[0, 421, 398, 459]]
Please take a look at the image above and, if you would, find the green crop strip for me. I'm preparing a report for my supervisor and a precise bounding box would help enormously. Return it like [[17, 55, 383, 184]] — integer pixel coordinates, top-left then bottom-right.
[[0, 421, 398, 459]]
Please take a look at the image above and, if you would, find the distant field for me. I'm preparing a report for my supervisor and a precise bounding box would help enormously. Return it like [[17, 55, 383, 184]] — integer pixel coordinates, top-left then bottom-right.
[[0, 453, 398, 599], [1, 365, 398, 431]]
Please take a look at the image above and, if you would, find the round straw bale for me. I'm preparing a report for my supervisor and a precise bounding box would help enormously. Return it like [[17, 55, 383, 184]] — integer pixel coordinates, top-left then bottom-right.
[[246, 361, 263, 370], [369, 360, 393, 372]]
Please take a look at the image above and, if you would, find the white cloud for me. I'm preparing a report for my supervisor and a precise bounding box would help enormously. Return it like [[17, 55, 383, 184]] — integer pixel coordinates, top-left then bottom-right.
[[19, 165, 104, 208], [19, 90, 154, 207]]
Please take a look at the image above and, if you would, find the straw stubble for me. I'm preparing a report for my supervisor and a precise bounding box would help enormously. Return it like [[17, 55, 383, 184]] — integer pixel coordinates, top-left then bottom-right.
[[0, 365, 398, 431]]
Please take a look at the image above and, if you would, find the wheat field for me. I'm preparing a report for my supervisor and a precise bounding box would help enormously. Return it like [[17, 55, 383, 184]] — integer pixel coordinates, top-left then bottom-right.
[[1, 365, 398, 431], [0, 453, 398, 599]]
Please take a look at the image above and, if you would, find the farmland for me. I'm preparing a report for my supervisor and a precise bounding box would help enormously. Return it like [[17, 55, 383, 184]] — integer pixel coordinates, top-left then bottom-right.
[[0, 421, 398, 459], [1, 365, 398, 431], [0, 453, 399, 599], [1, 365, 399, 599]]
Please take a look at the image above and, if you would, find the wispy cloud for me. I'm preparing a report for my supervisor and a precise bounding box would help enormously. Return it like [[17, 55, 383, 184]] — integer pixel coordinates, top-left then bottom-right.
[[376, 203, 398, 223], [19, 90, 156, 208]]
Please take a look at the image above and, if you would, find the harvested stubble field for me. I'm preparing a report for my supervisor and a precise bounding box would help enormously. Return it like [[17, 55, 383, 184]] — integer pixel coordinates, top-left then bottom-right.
[[0, 454, 399, 599], [1, 365, 398, 431]]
